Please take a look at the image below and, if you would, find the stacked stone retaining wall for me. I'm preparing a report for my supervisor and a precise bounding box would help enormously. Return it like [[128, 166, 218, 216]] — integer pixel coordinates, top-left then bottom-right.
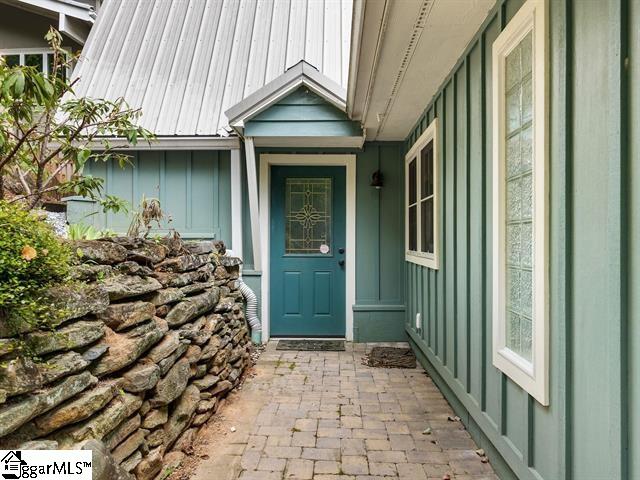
[[0, 237, 251, 480]]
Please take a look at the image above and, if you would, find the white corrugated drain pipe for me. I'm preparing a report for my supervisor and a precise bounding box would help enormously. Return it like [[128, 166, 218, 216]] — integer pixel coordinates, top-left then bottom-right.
[[236, 278, 261, 344]]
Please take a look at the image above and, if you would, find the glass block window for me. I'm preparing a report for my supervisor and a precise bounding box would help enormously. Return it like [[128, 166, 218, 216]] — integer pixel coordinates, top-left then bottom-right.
[[405, 119, 439, 269], [492, 0, 548, 406], [284, 178, 332, 254], [504, 31, 534, 361]]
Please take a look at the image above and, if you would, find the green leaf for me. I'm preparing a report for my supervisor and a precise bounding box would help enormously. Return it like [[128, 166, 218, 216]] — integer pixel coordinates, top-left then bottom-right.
[[13, 71, 25, 96]]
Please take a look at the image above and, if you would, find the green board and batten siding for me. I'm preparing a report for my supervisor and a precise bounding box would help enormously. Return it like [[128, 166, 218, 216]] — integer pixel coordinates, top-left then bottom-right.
[[405, 0, 638, 479], [73, 150, 232, 241], [244, 87, 361, 138]]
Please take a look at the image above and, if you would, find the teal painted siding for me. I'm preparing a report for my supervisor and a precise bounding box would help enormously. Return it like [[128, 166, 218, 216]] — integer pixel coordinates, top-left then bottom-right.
[[353, 143, 405, 342], [245, 87, 362, 137], [242, 143, 406, 342], [404, 0, 638, 479], [71, 150, 231, 241]]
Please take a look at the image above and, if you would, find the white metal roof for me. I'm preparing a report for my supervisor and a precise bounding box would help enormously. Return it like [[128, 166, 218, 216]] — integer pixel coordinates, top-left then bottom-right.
[[72, 0, 353, 137]]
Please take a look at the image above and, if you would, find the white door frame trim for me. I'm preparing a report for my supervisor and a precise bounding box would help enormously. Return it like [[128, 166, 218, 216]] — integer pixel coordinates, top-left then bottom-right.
[[259, 154, 357, 342]]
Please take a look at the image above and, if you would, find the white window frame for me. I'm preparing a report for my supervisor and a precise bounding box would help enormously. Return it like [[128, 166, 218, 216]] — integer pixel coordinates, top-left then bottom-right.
[[492, 0, 549, 405], [405, 118, 439, 269], [0, 48, 70, 78]]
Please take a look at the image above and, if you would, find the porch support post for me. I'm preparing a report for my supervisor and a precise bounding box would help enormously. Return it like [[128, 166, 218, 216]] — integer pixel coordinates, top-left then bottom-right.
[[230, 149, 243, 260], [244, 137, 262, 270]]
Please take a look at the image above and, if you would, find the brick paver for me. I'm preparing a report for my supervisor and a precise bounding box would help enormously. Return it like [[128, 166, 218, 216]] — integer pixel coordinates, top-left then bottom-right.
[[192, 342, 497, 480]]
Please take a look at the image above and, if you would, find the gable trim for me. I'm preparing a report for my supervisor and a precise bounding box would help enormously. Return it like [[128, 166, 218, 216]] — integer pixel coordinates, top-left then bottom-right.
[[225, 61, 348, 130]]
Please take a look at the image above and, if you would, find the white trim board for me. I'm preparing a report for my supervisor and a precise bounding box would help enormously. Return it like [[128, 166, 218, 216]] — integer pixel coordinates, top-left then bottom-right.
[[259, 154, 357, 342]]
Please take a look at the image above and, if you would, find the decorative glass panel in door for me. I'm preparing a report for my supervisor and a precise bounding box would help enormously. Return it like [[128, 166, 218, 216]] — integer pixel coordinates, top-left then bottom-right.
[[504, 31, 534, 361], [270, 166, 346, 337], [285, 178, 332, 254]]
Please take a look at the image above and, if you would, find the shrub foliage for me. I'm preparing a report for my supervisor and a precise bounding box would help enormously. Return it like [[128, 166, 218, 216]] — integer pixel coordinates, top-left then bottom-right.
[[0, 201, 70, 333]]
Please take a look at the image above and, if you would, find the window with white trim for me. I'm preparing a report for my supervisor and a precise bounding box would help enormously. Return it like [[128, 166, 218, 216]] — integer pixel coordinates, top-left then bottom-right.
[[0, 49, 68, 80], [405, 118, 439, 269], [492, 0, 548, 405]]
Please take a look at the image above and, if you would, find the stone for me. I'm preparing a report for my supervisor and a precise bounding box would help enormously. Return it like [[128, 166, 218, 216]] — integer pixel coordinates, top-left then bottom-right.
[[155, 305, 170, 317], [191, 409, 211, 426], [19, 440, 59, 450], [165, 288, 221, 327], [24, 320, 104, 356], [146, 331, 181, 363], [150, 358, 190, 407], [173, 428, 198, 452], [91, 319, 165, 377], [163, 385, 200, 448], [157, 344, 188, 376], [56, 393, 142, 447], [162, 264, 214, 288], [145, 288, 184, 306], [112, 429, 147, 464], [183, 241, 216, 255], [82, 345, 109, 362], [184, 345, 202, 364], [96, 302, 156, 331], [122, 361, 161, 393], [127, 244, 168, 264], [102, 275, 163, 301], [196, 399, 217, 413], [26, 380, 121, 437], [179, 282, 215, 296], [146, 428, 165, 448], [217, 256, 242, 267], [213, 266, 229, 280], [72, 240, 128, 264], [116, 261, 153, 276], [210, 380, 233, 397], [192, 364, 207, 379], [214, 297, 235, 313], [0, 371, 96, 438], [83, 439, 135, 480], [192, 375, 220, 391], [142, 407, 168, 429], [155, 254, 210, 273], [0, 338, 15, 357], [105, 414, 141, 451], [69, 264, 114, 282], [157, 451, 185, 480], [200, 336, 221, 360], [121, 450, 142, 473], [0, 351, 89, 398], [134, 447, 163, 480]]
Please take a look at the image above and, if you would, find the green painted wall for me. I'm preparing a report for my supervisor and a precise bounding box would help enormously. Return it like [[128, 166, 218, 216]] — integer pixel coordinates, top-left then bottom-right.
[[404, 0, 638, 478], [245, 87, 362, 137], [70, 150, 231, 241], [0, 4, 83, 50], [242, 143, 406, 342]]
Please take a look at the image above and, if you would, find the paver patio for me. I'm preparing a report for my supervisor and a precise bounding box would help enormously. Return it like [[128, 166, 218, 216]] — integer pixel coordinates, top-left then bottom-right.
[[191, 342, 497, 480]]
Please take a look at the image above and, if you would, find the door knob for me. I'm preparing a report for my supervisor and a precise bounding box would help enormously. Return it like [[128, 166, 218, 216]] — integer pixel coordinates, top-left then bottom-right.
[[338, 248, 345, 254], [338, 260, 345, 267]]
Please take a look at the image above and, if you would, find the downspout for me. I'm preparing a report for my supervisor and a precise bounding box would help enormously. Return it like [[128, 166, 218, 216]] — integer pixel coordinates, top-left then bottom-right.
[[237, 277, 261, 344]]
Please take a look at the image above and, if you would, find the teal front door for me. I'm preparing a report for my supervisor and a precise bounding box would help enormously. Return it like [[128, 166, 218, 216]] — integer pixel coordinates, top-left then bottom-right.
[[270, 166, 346, 337]]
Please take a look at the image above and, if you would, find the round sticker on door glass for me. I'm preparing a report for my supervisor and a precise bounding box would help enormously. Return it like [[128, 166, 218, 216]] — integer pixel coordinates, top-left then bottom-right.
[[319, 244, 330, 254]]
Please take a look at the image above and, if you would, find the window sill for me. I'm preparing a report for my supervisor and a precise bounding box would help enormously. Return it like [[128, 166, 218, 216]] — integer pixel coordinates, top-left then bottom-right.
[[405, 252, 439, 270]]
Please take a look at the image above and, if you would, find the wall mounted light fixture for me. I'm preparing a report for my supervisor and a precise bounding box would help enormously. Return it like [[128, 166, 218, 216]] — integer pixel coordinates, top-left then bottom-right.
[[370, 170, 384, 189]]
